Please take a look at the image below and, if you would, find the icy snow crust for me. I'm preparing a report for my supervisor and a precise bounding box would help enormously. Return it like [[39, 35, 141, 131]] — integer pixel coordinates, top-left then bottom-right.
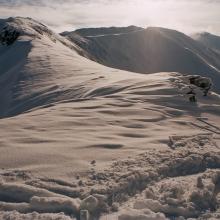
[[0, 17, 220, 219]]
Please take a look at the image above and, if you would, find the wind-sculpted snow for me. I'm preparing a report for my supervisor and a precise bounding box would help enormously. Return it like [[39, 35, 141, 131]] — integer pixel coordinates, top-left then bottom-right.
[[169, 134, 216, 149], [0, 17, 219, 118], [130, 169, 220, 219], [0, 17, 220, 219], [0, 134, 220, 219], [0, 182, 61, 202], [117, 209, 168, 220]]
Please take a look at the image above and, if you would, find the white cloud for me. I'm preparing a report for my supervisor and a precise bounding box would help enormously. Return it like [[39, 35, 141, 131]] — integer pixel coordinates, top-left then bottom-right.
[[0, 0, 220, 35]]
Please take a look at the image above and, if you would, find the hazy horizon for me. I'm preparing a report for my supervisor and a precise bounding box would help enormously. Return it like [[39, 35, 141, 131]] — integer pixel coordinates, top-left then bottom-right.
[[0, 0, 220, 35]]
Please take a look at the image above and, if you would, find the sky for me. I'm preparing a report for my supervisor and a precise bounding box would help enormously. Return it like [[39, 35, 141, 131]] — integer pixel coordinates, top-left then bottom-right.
[[0, 0, 220, 35]]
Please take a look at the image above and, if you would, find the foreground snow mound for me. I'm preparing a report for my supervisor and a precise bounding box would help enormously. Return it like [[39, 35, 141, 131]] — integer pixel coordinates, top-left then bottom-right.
[[169, 134, 215, 149], [131, 170, 220, 219], [0, 211, 75, 220], [0, 182, 81, 215], [118, 208, 168, 220], [1, 133, 220, 219], [0, 17, 219, 118]]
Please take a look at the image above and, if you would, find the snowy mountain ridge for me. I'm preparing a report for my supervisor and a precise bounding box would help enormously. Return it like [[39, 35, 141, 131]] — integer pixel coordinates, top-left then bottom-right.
[[0, 17, 220, 220], [63, 26, 220, 94]]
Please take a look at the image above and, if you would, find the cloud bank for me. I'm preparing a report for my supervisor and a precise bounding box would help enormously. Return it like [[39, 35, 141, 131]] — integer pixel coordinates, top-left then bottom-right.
[[0, 0, 220, 34]]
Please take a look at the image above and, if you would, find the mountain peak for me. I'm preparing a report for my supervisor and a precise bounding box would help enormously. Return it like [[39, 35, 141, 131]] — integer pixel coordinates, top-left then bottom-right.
[[0, 17, 55, 45], [192, 31, 220, 52]]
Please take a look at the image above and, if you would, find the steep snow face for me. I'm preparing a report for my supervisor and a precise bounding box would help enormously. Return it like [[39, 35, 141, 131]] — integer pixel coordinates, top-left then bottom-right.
[[64, 27, 220, 92], [0, 17, 138, 117], [193, 32, 220, 53]]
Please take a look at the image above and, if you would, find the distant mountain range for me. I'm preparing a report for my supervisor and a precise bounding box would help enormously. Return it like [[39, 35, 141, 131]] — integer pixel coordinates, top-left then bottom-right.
[[62, 26, 220, 91], [192, 32, 220, 52], [1, 17, 220, 118]]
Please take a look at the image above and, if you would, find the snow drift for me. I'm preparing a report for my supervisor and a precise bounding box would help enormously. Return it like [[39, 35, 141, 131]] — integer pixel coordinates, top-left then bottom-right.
[[0, 17, 220, 220]]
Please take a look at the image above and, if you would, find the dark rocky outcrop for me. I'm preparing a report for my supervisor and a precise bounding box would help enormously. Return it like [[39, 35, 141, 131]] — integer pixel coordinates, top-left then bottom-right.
[[0, 27, 20, 45]]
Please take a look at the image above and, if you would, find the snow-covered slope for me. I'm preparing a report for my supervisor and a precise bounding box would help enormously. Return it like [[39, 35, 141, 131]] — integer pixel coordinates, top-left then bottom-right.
[[63, 27, 220, 92], [0, 18, 144, 118], [0, 17, 84, 117], [193, 32, 220, 53], [61, 25, 144, 37], [0, 17, 220, 220]]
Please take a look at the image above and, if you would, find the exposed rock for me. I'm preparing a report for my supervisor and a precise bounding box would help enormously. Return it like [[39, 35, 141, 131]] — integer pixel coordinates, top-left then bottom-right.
[[0, 27, 20, 45], [188, 75, 212, 96], [80, 195, 99, 213], [197, 177, 204, 189]]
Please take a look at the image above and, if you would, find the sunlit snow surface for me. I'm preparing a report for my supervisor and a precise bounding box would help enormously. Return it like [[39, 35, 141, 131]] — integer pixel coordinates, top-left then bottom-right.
[[0, 17, 220, 220]]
